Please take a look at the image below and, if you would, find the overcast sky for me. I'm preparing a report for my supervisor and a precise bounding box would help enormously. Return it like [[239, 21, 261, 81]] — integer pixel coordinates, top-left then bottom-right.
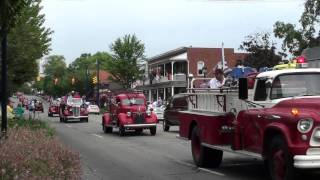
[[41, 0, 305, 64]]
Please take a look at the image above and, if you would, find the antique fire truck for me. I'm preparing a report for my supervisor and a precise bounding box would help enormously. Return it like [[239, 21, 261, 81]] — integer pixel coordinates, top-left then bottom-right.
[[59, 95, 89, 123], [178, 67, 320, 180], [102, 92, 158, 136]]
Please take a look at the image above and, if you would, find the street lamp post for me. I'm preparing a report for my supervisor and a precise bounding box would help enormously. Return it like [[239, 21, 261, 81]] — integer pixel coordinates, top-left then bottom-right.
[[1, 32, 8, 136], [96, 59, 100, 107]]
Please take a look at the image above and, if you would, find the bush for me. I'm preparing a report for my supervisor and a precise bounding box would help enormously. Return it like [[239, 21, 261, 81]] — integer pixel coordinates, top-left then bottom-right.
[[0, 123, 81, 179]]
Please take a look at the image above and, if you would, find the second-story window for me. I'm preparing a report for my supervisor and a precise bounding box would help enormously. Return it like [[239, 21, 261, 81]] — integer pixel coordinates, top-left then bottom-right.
[[197, 61, 205, 76]]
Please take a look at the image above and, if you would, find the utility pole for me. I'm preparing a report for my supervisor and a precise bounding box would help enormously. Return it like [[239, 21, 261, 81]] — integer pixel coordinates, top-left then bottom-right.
[[1, 31, 8, 137], [96, 59, 100, 107]]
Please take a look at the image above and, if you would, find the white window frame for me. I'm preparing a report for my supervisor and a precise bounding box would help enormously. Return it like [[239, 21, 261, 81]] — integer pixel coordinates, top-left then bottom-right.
[[197, 61, 205, 76]]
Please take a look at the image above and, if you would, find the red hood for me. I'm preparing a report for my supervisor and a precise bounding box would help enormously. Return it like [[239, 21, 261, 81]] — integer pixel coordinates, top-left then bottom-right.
[[274, 97, 320, 111]]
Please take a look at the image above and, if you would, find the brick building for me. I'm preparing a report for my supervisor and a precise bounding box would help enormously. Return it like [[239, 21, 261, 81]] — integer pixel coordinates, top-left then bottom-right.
[[136, 47, 248, 102]]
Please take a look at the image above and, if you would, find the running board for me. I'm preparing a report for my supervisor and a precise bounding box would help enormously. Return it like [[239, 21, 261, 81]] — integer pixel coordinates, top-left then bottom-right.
[[202, 143, 262, 159]]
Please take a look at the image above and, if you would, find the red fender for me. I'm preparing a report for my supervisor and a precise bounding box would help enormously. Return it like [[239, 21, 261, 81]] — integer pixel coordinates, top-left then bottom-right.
[[102, 113, 111, 125], [118, 113, 132, 126]]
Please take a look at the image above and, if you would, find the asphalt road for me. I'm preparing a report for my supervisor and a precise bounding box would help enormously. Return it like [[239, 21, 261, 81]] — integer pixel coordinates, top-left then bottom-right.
[[16, 96, 320, 180]]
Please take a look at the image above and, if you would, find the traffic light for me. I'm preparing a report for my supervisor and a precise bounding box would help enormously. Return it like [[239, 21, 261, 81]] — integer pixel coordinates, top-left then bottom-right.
[[54, 78, 58, 85], [71, 77, 75, 85], [92, 76, 97, 84]]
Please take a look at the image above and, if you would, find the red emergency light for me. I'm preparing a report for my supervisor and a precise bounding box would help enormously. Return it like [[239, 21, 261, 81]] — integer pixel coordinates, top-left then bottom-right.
[[296, 56, 306, 63]]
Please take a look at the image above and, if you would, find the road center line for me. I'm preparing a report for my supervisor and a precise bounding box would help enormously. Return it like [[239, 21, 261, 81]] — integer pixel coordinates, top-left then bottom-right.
[[91, 134, 103, 139], [66, 125, 72, 128], [173, 159, 225, 177], [198, 167, 225, 176]]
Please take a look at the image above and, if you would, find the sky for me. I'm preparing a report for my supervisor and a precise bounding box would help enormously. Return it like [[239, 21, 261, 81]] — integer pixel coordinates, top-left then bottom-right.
[[41, 0, 305, 64]]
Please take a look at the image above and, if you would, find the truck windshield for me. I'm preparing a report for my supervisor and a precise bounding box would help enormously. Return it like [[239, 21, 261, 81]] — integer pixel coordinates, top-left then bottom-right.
[[121, 98, 145, 106], [271, 73, 320, 99]]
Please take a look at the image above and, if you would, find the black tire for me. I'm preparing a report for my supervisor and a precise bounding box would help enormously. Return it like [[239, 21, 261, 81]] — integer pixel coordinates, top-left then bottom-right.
[[150, 127, 157, 136], [48, 113, 52, 117], [267, 136, 295, 180], [163, 119, 170, 132], [103, 125, 113, 133], [135, 129, 143, 135], [119, 126, 125, 136], [59, 116, 63, 122], [191, 126, 223, 168]]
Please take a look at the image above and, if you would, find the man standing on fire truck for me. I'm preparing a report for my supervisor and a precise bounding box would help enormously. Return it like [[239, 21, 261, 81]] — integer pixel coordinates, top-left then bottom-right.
[[208, 68, 225, 89]]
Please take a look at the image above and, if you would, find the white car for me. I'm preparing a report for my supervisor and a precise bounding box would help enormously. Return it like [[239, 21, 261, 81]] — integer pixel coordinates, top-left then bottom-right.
[[152, 105, 165, 121], [87, 104, 100, 114]]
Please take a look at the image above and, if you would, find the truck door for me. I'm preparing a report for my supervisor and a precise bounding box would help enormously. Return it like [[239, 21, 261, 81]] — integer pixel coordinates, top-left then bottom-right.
[[241, 78, 270, 153]]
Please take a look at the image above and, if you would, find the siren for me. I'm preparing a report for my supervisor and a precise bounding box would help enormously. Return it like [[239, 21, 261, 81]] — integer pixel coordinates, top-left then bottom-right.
[[296, 56, 308, 68]]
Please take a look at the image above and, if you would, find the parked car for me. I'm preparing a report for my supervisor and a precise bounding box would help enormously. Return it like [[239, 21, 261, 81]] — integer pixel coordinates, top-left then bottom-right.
[[163, 94, 188, 131], [87, 104, 100, 114], [102, 92, 158, 136], [48, 100, 60, 117]]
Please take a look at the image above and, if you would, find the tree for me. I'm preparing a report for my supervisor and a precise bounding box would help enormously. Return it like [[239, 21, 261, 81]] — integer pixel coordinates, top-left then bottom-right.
[[274, 0, 320, 56], [240, 32, 282, 70], [68, 52, 112, 95], [42, 55, 67, 96], [106, 34, 145, 89], [1, 0, 52, 92]]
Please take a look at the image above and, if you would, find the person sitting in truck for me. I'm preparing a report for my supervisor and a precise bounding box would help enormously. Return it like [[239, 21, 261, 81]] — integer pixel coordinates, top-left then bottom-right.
[[208, 68, 226, 89]]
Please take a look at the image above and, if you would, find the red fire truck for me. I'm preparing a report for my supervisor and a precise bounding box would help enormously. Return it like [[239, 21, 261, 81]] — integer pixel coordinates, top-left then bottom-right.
[[102, 91, 158, 136], [178, 68, 320, 180]]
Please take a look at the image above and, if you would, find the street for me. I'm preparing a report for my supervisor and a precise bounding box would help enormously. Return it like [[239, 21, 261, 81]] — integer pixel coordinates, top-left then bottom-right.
[[12, 97, 320, 180], [38, 99, 269, 180]]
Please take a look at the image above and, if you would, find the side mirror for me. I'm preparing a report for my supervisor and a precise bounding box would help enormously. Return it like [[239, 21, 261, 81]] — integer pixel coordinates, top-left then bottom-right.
[[239, 78, 248, 100]]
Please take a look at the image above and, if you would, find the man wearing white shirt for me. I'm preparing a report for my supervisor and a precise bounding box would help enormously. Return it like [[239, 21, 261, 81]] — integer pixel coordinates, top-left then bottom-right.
[[208, 68, 225, 89]]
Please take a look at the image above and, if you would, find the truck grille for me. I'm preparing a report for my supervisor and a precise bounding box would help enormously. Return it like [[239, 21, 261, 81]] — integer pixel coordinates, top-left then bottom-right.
[[72, 107, 80, 117], [133, 113, 145, 124]]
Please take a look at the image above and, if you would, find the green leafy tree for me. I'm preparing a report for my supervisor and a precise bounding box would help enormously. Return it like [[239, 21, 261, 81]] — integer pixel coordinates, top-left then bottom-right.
[[0, 0, 26, 34], [106, 34, 145, 89], [42, 55, 67, 96], [68, 52, 112, 95], [2, 0, 52, 92], [240, 32, 282, 70], [274, 0, 320, 56]]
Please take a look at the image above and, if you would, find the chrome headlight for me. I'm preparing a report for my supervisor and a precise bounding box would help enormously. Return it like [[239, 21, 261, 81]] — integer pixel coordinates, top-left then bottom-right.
[[297, 118, 314, 133], [127, 111, 131, 117], [146, 111, 151, 116]]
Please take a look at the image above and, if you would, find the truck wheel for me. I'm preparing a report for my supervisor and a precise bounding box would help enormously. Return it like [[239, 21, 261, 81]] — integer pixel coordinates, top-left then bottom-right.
[[191, 126, 223, 168], [163, 119, 170, 132], [103, 125, 113, 133], [150, 127, 157, 136], [59, 116, 63, 122], [48, 113, 52, 117], [119, 126, 125, 136], [267, 136, 295, 180]]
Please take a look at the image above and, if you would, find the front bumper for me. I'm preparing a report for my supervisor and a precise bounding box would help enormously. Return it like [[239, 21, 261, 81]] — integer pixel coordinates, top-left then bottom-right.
[[123, 123, 157, 129], [65, 115, 88, 119], [294, 155, 320, 168]]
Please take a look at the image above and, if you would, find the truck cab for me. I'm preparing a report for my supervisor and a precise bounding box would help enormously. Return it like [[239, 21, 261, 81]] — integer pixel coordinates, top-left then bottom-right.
[[102, 92, 158, 136], [178, 68, 320, 180]]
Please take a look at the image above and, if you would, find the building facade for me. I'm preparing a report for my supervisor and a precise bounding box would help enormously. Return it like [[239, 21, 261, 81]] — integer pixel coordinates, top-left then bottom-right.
[[136, 47, 247, 102]]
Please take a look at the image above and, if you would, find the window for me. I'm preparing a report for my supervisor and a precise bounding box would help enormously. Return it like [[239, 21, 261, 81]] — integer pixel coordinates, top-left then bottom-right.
[[270, 73, 320, 99], [197, 61, 205, 76], [254, 78, 268, 101]]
